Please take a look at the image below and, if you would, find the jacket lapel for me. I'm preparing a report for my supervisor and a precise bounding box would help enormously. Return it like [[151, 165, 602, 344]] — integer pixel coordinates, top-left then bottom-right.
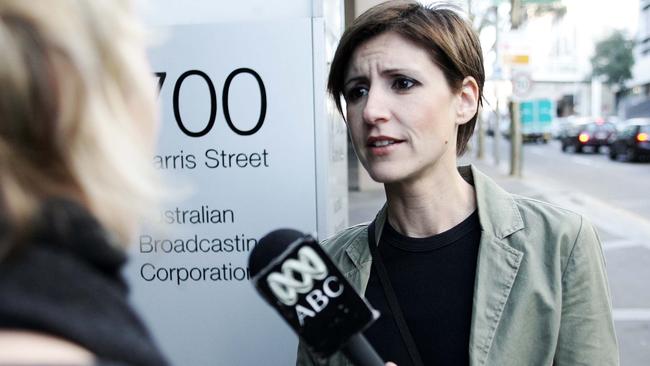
[[469, 236, 524, 365], [340, 166, 525, 365], [343, 204, 387, 295], [465, 166, 525, 366]]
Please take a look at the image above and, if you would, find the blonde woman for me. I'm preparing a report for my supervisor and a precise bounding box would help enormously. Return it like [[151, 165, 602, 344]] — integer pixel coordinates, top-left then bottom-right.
[[0, 0, 168, 364]]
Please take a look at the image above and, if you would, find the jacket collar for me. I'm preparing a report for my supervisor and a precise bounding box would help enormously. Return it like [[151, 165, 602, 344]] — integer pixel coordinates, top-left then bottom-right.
[[344, 165, 526, 365], [462, 165, 524, 239], [464, 165, 525, 365], [345, 165, 526, 266], [365, 165, 525, 244]]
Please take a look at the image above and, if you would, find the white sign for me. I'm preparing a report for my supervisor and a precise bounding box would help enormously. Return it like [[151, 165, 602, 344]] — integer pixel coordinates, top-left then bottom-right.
[[125, 19, 321, 365], [512, 71, 532, 98]]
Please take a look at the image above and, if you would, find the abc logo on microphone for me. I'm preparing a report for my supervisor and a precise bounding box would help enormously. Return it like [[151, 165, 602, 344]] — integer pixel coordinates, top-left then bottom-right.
[[251, 234, 377, 358]]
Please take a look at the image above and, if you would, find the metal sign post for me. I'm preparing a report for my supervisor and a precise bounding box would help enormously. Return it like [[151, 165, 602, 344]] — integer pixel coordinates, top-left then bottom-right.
[[509, 70, 531, 178], [509, 100, 523, 177]]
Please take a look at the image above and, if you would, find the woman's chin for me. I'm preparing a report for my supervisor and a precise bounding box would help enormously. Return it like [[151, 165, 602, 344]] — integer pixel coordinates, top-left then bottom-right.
[[366, 169, 405, 184], [360, 159, 405, 183]]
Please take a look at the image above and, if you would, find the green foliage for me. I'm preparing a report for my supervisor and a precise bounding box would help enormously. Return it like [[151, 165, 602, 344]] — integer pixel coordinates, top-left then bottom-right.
[[591, 30, 635, 87]]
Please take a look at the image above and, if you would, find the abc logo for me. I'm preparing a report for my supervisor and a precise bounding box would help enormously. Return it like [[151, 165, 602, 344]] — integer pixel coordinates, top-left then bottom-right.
[[267, 246, 344, 325], [267, 246, 328, 305]]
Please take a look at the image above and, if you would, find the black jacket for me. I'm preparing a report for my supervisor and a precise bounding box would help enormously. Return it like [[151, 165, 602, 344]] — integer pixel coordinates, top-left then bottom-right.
[[0, 199, 169, 366]]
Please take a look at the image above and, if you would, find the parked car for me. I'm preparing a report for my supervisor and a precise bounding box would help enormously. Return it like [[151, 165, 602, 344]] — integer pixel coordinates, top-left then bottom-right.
[[560, 119, 616, 153], [555, 116, 590, 141], [608, 118, 650, 161]]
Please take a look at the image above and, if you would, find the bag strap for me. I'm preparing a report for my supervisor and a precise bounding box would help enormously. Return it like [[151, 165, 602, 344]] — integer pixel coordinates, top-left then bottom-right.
[[367, 220, 424, 366]]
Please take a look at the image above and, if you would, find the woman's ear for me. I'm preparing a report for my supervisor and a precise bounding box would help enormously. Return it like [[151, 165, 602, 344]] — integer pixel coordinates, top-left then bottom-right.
[[456, 76, 479, 125]]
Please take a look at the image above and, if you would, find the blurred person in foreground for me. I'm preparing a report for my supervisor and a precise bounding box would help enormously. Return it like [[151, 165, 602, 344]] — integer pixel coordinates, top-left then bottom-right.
[[0, 0, 169, 365], [297, 1, 618, 365]]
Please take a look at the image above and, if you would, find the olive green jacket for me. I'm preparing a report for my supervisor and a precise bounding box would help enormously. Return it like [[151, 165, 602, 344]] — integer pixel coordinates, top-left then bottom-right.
[[297, 165, 618, 366]]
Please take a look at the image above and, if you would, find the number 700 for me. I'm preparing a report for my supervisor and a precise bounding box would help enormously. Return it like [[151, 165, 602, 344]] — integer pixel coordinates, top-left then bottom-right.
[[155, 68, 267, 138]]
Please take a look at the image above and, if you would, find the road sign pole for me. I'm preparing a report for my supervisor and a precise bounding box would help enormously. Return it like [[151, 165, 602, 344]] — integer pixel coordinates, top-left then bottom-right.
[[492, 4, 500, 165], [494, 98, 501, 165], [510, 100, 522, 177], [476, 112, 485, 159]]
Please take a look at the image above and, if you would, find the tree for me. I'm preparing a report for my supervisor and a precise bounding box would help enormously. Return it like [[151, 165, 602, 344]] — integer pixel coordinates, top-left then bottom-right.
[[591, 30, 635, 87]]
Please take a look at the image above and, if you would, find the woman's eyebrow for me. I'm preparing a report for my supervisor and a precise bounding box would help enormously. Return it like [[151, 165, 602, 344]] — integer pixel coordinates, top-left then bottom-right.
[[344, 66, 421, 88], [381, 68, 410, 75], [380, 67, 422, 78], [344, 76, 367, 88]]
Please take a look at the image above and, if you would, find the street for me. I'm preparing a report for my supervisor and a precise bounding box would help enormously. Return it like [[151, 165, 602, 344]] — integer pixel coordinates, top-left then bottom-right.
[[488, 135, 650, 220], [349, 135, 650, 365]]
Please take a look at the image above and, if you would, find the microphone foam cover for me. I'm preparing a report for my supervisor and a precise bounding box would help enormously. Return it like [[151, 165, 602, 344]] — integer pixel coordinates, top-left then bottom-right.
[[249, 228, 304, 277]]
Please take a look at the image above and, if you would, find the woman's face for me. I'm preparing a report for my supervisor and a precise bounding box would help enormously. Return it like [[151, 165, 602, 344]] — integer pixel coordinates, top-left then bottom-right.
[[343, 31, 465, 184]]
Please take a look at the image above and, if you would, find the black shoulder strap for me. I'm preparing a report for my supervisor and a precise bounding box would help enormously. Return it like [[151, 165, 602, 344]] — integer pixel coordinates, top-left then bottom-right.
[[367, 220, 424, 366]]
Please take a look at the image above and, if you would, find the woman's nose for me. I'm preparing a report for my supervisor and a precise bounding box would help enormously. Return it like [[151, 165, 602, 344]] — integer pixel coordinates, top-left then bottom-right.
[[362, 87, 390, 125]]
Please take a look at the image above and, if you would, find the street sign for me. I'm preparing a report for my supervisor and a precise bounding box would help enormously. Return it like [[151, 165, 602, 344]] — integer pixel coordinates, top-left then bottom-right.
[[512, 71, 532, 98], [124, 1, 348, 364], [504, 54, 530, 65]]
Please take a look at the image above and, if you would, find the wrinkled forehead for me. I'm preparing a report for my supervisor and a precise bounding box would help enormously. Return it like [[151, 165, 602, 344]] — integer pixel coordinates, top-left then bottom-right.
[[344, 32, 433, 78]]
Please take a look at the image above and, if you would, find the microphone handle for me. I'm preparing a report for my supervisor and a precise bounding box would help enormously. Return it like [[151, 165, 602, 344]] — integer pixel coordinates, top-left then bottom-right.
[[341, 333, 384, 366]]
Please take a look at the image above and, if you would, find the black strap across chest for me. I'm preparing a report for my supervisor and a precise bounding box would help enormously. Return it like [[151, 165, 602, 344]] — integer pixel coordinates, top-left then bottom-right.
[[367, 220, 425, 366]]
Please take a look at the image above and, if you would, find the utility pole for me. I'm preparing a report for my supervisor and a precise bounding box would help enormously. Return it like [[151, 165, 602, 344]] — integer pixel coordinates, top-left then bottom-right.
[[494, 93, 501, 165], [509, 100, 522, 177], [508, 0, 524, 177], [493, 4, 501, 166], [476, 113, 485, 159], [510, 0, 523, 29], [468, 0, 487, 160]]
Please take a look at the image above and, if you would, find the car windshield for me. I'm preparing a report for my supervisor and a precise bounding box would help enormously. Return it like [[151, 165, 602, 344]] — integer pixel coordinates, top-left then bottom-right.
[[570, 124, 589, 134], [588, 123, 615, 132]]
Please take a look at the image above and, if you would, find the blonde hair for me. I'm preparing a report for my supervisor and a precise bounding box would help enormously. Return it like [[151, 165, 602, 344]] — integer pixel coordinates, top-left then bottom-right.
[[0, 0, 160, 251]]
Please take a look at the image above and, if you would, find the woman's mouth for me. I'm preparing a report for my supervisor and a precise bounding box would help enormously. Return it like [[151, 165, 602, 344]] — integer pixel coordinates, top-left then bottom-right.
[[366, 136, 404, 156]]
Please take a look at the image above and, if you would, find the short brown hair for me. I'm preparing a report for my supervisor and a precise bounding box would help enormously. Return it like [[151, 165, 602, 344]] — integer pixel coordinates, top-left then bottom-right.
[[328, 0, 484, 156]]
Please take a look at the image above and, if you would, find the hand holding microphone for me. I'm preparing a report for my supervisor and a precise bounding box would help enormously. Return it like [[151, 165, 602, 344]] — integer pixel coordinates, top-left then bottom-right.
[[249, 229, 385, 366]]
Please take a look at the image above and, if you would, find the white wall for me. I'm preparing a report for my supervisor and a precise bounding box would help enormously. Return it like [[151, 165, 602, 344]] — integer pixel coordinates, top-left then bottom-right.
[[137, 0, 314, 25], [126, 1, 348, 365]]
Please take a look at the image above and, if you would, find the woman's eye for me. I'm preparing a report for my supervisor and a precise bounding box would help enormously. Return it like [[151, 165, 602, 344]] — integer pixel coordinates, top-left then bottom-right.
[[345, 87, 368, 102], [393, 78, 415, 90]]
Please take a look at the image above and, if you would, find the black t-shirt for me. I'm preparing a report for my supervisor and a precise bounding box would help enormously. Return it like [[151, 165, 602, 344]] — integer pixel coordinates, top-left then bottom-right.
[[363, 211, 481, 366]]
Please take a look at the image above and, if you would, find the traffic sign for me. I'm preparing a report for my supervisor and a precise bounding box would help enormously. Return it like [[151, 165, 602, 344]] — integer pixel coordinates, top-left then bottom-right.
[[512, 71, 532, 98]]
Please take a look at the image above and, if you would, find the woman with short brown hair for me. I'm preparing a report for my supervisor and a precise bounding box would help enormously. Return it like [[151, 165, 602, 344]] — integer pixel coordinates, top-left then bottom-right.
[[297, 1, 618, 365]]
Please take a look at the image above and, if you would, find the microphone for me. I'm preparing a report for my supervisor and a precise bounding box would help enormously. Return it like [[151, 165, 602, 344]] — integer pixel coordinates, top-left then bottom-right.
[[249, 229, 384, 366]]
